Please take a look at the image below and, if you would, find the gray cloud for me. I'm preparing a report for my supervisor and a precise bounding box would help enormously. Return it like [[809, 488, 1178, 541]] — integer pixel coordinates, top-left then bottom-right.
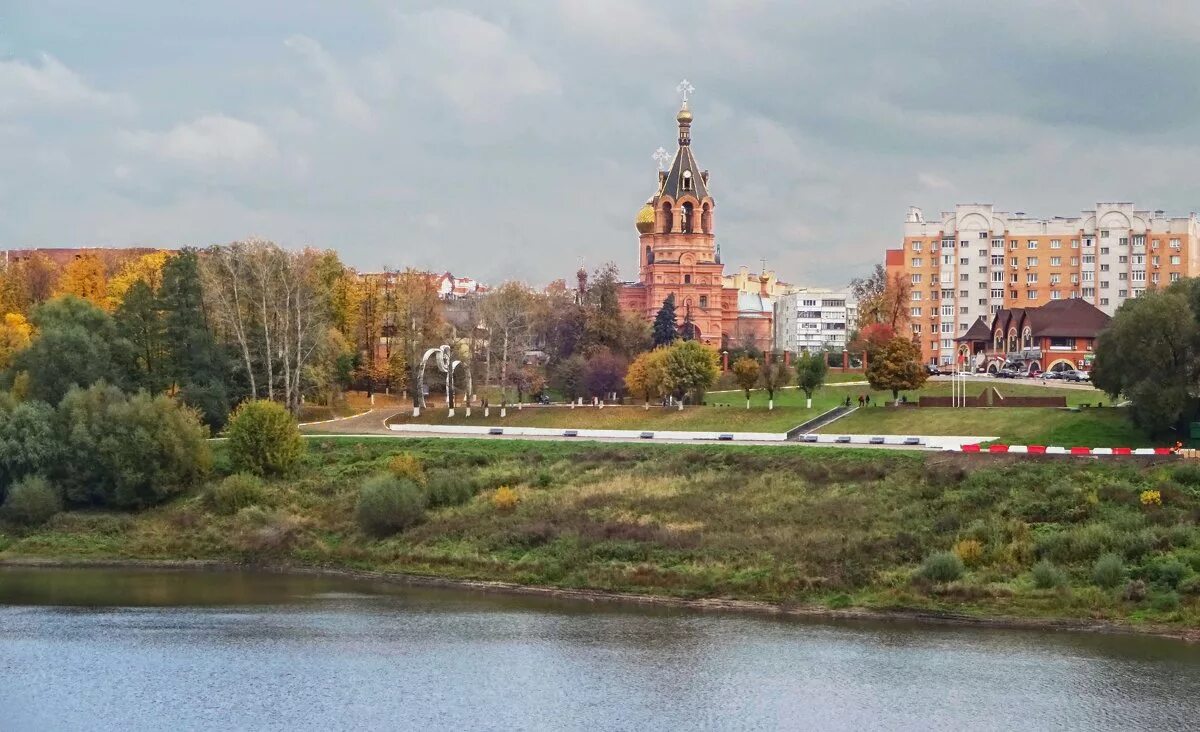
[[5, 0, 1200, 288]]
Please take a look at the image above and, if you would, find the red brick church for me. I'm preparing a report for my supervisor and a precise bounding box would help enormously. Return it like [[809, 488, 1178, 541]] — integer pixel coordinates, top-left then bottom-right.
[[617, 91, 773, 350]]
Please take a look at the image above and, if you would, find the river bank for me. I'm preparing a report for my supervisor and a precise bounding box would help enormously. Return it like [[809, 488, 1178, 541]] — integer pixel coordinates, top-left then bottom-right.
[[4, 557, 1199, 642], [2, 437, 1198, 634]]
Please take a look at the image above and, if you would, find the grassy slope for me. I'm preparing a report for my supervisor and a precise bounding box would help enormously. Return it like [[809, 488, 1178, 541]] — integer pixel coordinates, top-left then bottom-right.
[[386, 404, 811, 432], [819, 407, 1150, 446], [2, 438, 1198, 628]]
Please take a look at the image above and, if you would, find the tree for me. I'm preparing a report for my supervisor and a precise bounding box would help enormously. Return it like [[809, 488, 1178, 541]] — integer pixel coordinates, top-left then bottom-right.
[[0, 313, 32, 371], [482, 282, 535, 405], [653, 294, 678, 347], [852, 264, 911, 332], [54, 383, 211, 508], [794, 351, 829, 409], [1093, 288, 1196, 435], [550, 354, 586, 402], [11, 296, 136, 404], [731, 356, 760, 409], [760, 360, 792, 410], [625, 349, 668, 405], [662, 340, 719, 407], [114, 280, 167, 392], [106, 251, 169, 310], [583, 262, 625, 353], [513, 364, 546, 403], [583, 349, 627, 399], [56, 254, 109, 309], [0, 397, 60, 503], [866, 336, 928, 402], [159, 249, 230, 428], [849, 323, 895, 359]]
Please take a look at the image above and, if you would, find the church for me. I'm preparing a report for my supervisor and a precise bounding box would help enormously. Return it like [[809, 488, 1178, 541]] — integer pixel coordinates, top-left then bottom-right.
[[617, 88, 774, 351]]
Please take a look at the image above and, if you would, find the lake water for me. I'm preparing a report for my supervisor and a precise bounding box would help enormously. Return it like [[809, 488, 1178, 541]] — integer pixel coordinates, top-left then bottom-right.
[[1, 567, 1198, 731]]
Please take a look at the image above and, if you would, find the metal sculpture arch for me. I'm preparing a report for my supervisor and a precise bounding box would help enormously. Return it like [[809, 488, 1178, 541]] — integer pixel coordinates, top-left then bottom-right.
[[415, 345, 473, 417]]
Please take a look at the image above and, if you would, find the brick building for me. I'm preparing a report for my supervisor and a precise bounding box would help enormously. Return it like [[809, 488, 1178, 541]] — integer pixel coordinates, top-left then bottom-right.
[[617, 97, 773, 350], [886, 202, 1200, 365], [954, 298, 1110, 374]]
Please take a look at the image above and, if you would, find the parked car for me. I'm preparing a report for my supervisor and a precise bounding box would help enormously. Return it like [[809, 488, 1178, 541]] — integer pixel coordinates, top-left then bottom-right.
[[1063, 369, 1090, 383], [994, 369, 1019, 379], [925, 364, 941, 375], [1041, 370, 1063, 380]]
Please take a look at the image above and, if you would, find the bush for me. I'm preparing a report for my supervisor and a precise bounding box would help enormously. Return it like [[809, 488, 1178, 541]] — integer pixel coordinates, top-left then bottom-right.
[[226, 400, 303, 477], [1092, 553, 1126, 589], [1151, 591, 1181, 611], [1170, 464, 1200, 488], [918, 551, 964, 583], [425, 472, 477, 509], [953, 539, 984, 567], [0, 399, 60, 504], [206, 473, 269, 516], [355, 475, 426, 537], [1122, 579, 1147, 602], [491, 486, 520, 512], [1144, 558, 1189, 589], [55, 383, 212, 508], [1, 475, 61, 525], [1031, 560, 1067, 590], [388, 453, 425, 484]]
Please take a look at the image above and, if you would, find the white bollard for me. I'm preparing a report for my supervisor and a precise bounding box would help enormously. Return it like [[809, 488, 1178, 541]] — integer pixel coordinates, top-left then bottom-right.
[[412, 406, 420, 418], [500, 407, 507, 418], [448, 408, 455, 418], [484, 407, 490, 418]]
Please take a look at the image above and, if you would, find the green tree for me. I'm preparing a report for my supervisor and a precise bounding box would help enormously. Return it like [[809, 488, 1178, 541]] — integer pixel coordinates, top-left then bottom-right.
[[652, 294, 679, 347], [866, 336, 928, 403], [0, 397, 60, 503], [54, 383, 211, 508], [226, 400, 304, 477], [1092, 288, 1197, 435], [11, 295, 136, 404], [159, 249, 231, 428], [731, 356, 760, 408], [795, 351, 829, 409], [550, 354, 587, 402], [114, 280, 167, 393], [662, 340, 719, 406], [583, 262, 625, 352]]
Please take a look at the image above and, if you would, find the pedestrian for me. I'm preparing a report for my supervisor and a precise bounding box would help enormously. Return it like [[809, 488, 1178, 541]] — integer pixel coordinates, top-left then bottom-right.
[[865, 394, 871, 407], [844, 395, 851, 408], [857, 395, 864, 407]]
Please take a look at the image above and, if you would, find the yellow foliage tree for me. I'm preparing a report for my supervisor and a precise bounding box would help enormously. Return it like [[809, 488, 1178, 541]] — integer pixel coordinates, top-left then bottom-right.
[[0, 312, 33, 370], [106, 251, 170, 309], [56, 254, 108, 309]]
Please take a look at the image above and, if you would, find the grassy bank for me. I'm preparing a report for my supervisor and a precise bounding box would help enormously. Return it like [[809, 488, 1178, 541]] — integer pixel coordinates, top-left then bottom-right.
[[819, 406, 1150, 446], [2, 438, 1198, 629]]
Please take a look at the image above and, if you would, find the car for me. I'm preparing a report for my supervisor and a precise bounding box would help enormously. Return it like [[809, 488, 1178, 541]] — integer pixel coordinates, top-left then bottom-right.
[[1041, 370, 1064, 380], [925, 364, 941, 375], [1063, 369, 1091, 383], [994, 369, 1019, 379]]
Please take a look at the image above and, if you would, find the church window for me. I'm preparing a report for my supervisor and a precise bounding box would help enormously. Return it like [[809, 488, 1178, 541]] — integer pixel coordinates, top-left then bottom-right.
[[682, 202, 694, 233], [699, 295, 708, 308], [684, 274, 692, 284]]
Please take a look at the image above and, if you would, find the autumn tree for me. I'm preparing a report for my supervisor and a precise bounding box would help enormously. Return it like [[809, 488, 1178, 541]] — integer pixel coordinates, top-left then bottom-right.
[[106, 251, 169, 310], [481, 282, 535, 405], [56, 254, 108, 309], [866, 336, 928, 403], [159, 249, 230, 428], [731, 356, 760, 408], [759, 360, 792, 411], [0, 313, 32, 371], [114, 281, 167, 393], [583, 262, 626, 353], [583, 349, 627, 399], [393, 269, 445, 406], [852, 265, 911, 331], [794, 351, 829, 409], [625, 349, 668, 405], [512, 364, 546, 403]]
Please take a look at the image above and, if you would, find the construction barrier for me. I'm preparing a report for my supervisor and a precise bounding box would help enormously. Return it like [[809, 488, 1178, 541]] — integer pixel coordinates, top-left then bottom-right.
[[948, 443, 1179, 457]]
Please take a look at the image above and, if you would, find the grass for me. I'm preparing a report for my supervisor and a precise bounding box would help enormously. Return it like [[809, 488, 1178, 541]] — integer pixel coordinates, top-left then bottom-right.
[[709, 379, 1107, 410], [385, 404, 811, 432], [2, 437, 1198, 628], [819, 407, 1151, 446]]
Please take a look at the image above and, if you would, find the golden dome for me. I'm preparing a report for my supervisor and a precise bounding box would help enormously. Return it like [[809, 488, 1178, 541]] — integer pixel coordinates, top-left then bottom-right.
[[635, 203, 656, 233], [676, 105, 692, 123]]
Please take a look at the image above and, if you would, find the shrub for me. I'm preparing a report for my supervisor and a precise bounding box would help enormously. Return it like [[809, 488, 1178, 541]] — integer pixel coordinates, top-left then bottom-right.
[[1139, 489, 1162, 507], [1092, 553, 1126, 589], [0, 399, 60, 504], [226, 400, 303, 477], [1151, 591, 1181, 611], [355, 475, 426, 537], [55, 383, 211, 508], [491, 486, 520, 512], [1031, 560, 1067, 590], [1170, 464, 1200, 488], [388, 453, 425, 484], [952, 539, 984, 567], [918, 551, 964, 583], [1, 475, 61, 525], [1123, 579, 1147, 602], [206, 473, 268, 516], [1179, 576, 1200, 596], [425, 472, 477, 509], [1144, 558, 1189, 589]]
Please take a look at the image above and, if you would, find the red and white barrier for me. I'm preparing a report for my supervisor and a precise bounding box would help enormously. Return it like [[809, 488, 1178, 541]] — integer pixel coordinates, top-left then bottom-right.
[[951, 443, 1176, 456]]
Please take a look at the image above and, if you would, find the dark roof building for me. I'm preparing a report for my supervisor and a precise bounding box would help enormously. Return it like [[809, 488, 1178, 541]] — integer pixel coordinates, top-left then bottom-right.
[[955, 298, 1110, 372]]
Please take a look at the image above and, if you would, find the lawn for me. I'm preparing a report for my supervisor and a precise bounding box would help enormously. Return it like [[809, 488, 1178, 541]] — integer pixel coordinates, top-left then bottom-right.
[[386, 403, 812, 433], [817, 406, 1153, 446], [709, 378, 1107, 411]]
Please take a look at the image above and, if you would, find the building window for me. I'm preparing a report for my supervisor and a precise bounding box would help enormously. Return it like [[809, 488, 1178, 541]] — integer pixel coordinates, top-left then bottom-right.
[[1050, 257, 1061, 266], [941, 304, 953, 316], [1050, 239, 1061, 249], [910, 307, 922, 317], [910, 291, 922, 301], [1119, 237, 1128, 246], [991, 289, 1003, 298], [699, 295, 708, 308], [1170, 238, 1181, 249], [941, 323, 952, 333], [1027, 290, 1038, 300], [1027, 240, 1038, 249], [960, 306, 969, 314], [1082, 271, 1094, 282], [911, 258, 922, 267], [1101, 230, 1110, 238], [1051, 290, 1061, 300], [1100, 298, 1109, 305], [1171, 272, 1181, 282], [1027, 257, 1038, 267], [1171, 255, 1181, 265], [1118, 289, 1128, 297], [1026, 273, 1038, 283], [911, 241, 922, 251], [683, 274, 691, 284], [1073, 239, 1082, 248]]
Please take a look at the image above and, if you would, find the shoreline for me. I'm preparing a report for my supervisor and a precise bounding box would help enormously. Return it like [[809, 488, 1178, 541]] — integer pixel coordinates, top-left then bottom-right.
[[3, 556, 1197, 643]]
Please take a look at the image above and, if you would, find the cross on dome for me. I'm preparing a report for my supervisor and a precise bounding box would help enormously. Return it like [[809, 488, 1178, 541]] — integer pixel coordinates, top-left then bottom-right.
[[677, 79, 695, 105]]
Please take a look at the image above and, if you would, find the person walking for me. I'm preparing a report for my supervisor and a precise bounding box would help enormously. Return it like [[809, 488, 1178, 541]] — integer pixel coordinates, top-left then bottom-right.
[[857, 395, 864, 407], [865, 394, 872, 407]]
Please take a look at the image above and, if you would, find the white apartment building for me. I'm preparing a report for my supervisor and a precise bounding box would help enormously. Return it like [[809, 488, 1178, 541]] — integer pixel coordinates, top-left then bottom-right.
[[773, 289, 858, 353], [888, 202, 1200, 365]]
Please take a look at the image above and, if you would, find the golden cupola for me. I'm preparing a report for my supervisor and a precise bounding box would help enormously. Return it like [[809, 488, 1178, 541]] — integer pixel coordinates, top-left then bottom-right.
[[635, 200, 656, 233]]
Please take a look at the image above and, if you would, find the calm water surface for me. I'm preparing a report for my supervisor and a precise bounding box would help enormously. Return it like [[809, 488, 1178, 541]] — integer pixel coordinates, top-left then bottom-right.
[[1, 567, 1198, 731]]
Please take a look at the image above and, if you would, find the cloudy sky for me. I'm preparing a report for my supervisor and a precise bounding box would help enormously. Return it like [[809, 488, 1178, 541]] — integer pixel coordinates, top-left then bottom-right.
[[5, 1, 1200, 288]]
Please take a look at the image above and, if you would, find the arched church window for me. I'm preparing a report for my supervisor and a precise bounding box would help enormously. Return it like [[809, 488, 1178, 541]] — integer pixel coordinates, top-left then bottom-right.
[[684, 274, 691, 284], [660, 203, 673, 234], [1021, 327, 1032, 349], [701, 203, 711, 233], [645, 245, 654, 265], [682, 202, 694, 233]]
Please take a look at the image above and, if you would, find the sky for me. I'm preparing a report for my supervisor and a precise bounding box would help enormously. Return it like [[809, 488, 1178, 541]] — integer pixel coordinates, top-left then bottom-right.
[[5, 1, 1200, 289]]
